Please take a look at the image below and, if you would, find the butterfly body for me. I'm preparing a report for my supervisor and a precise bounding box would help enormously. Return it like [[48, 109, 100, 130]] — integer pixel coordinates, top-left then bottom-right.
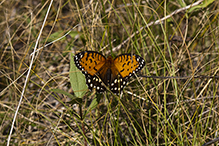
[[74, 51, 145, 94], [98, 56, 119, 85]]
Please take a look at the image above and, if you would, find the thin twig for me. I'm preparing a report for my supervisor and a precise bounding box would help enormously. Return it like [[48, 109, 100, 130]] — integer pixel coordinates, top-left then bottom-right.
[[7, 0, 54, 145], [202, 136, 219, 146], [140, 75, 219, 79], [108, 0, 204, 54]]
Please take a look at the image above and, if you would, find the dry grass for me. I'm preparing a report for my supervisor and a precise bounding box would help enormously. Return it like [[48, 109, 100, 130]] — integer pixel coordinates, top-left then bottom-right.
[[0, 0, 219, 145]]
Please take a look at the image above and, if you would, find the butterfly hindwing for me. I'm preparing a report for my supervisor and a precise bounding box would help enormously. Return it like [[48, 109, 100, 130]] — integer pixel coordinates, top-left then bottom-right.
[[85, 74, 106, 93], [108, 74, 127, 95]]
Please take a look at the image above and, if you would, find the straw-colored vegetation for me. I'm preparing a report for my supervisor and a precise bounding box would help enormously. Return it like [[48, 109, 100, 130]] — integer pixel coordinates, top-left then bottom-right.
[[0, 0, 218, 145]]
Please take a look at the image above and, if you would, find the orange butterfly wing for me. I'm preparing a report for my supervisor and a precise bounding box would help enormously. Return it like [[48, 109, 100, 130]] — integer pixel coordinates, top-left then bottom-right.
[[108, 54, 145, 94], [114, 54, 145, 78], [74, 51, 106, 76], [74, 51, 107, 92]]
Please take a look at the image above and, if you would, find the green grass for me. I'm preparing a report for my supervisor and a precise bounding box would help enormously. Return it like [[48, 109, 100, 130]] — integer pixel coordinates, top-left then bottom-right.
[[0, 0, 218, 145]]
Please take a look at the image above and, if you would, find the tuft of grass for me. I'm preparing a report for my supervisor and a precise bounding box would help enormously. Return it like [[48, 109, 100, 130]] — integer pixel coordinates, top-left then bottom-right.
[[0, 0, 218, 145]]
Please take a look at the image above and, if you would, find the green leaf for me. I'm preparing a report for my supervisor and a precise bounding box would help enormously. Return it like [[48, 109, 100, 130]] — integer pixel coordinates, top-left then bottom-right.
[[51, 88, 75, 99], [70, 53, 87, 98], [83, 97, 98, 118], [51, 88, 83, 105], [177, 0, 186, 7], [67, 98, 83, 105], [46, 31, 65, 42], [42, 30, 79, 43], [68, 31, 80, 38], [188, 0, 215, 13]]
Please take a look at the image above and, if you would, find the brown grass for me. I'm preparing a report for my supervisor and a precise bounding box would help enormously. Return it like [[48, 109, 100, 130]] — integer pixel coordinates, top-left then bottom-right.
[[0, 0, 219, 145]]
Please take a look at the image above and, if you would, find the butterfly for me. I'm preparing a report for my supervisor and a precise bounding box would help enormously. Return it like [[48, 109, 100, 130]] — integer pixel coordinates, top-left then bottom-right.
[[74, 51, 145, 95]]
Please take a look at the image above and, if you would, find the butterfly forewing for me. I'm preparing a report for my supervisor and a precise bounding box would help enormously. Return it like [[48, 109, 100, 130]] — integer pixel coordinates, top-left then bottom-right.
[[74, 51, 106, 92], [114, 54, 145, 79], [74, 51, 106, 76]]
